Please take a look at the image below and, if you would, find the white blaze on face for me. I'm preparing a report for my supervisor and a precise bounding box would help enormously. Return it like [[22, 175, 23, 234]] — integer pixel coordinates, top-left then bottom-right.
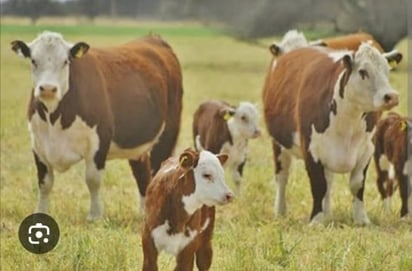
[[28, 32, 73, 108], [344, 43, 399, 111], [228, 102, 261, 139], [182, 151, 233, 214]]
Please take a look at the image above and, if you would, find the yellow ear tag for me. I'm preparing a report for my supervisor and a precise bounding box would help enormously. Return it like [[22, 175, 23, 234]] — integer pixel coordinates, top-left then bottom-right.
[[223, 112, 231, 121], [400, 121, 407, 131], [75, 47, 84, 58], [389, 60, 397, 69], [179, 155, 188, 165]]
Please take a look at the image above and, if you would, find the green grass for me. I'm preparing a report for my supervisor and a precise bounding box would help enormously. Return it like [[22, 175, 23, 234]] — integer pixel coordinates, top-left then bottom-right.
[[1, 19, 411, 271]]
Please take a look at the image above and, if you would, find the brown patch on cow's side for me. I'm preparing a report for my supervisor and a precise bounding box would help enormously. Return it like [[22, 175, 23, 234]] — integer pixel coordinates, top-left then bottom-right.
[[193, 100, 234, 153]]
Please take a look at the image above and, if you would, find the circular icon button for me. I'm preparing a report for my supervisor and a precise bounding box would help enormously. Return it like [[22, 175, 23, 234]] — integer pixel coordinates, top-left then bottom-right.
[[18, 213, 59, 254]]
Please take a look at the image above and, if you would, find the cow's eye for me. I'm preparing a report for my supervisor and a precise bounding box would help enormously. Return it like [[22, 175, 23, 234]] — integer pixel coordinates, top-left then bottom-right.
[[359, 69, 369, 80], [241, 115, 248, 122], [202, 173, 213, 181], [31, 59, 37, 67], [63, 59, 69, 66]]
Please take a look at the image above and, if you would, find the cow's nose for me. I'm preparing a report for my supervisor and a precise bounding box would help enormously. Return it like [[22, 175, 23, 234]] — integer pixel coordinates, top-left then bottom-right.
[[253, 129, 262, 138], [39, 84, 57, 93], [224, 192, 234, 203], [383, 93, 399, 107]]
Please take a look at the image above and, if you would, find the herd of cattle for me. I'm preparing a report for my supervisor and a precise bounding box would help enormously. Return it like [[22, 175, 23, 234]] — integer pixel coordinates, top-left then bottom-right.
[[11, 29, 410, 270]]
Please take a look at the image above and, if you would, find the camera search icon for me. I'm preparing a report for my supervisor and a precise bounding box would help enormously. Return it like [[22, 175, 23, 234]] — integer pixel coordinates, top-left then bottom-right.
[[19, 213, 59, 254]]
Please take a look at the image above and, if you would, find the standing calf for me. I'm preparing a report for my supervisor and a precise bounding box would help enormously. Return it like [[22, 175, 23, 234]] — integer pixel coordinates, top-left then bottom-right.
[[374, 112, 412, 218], [142, 148, 233, 271], [193, 100, 261, 193]]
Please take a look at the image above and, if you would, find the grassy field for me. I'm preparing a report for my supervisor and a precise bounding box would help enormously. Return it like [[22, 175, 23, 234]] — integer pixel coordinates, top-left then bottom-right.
[[1, 19, 411, 270]]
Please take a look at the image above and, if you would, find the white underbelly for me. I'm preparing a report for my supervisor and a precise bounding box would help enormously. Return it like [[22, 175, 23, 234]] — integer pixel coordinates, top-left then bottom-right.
[[308, 126, 371, 173], [29, 114, 99, 172]]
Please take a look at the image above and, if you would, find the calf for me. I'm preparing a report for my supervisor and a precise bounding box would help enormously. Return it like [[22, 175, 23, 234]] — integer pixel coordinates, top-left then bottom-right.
[[193, 100, 261, 193], [263, 43, 400, 225], [142, 148, 233, 271], [11, 32, 183, 220], [374, 112, 412, 218]]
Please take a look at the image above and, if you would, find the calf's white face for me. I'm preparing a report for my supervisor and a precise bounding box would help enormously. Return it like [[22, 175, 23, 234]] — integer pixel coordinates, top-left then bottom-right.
[[193, 151, 233, 206], [230, 102, 261, 139], [11, 31, 89, 109], [270, 29, 308, 57], [344, 43, 399, 112]]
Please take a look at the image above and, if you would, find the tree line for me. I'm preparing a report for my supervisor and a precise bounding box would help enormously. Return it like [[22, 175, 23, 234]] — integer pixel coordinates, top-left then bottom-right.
[[1, 0, 407, 50]]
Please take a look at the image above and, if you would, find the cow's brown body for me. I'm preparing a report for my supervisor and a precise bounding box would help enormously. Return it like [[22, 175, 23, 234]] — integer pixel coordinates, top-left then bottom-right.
[[24, 34, 183, 218], [374, 112, 411, 217]]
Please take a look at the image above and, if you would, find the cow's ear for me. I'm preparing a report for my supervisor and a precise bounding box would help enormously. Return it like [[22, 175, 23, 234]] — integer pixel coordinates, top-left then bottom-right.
[[383, 50, 402, 69], [11, 40, 31, 58], [217, 153, 229, 166], [219, 108, 235, 121], [70, 42, 89, 59], [179, 149, 198, 170], [269, 43, 281, 56], [342, 54, 353, 71]]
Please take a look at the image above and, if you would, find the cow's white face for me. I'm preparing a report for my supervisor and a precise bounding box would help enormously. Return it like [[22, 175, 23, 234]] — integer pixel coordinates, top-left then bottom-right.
[[193, 151, 233, 206], [11, 31, 89, 110], [231, 102, 261, 139], [344, 43, 399, 112]]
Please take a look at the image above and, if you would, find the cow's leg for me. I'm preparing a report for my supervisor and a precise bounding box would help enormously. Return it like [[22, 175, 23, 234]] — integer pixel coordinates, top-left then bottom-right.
[[129, 155, 151, 213], [142, 227, 158, 271], [34, 152, 54, 214], [196, 207, 215, 271], [376, 170, 392, 213], [323, 169, 334, 219], [85, 160, 104, 220], [408, 176, 412, 218], [304, 155, 328, 225], [232, 160, 245, 194], [175, 244, 196, 271], [397, 170, 410, 218], [273, 142, 292, 216], [349, 143, 373, 225]]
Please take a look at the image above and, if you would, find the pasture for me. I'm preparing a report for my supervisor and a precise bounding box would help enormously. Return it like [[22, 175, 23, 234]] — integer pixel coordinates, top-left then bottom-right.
[[0, 19, 411, 270]]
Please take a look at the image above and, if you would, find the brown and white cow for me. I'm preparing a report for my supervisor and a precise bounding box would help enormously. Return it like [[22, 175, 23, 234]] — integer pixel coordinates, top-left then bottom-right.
[[373, 112, 412, 218], [192, 100, 261, 193], [11, 31, 183, 220], [142, 148, 233, 271], [263, 43, 400, 225]]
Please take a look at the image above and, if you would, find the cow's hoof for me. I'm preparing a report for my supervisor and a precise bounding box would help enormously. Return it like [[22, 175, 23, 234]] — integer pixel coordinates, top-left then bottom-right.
[[309, 212, 326, 226]]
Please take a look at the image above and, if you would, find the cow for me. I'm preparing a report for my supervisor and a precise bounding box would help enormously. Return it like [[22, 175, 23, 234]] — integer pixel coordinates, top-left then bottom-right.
[[192, 100, 261, 193], [142, 148, 233, 271], [11, 31, 183, 220], [373, 112, 412, 218], [270, 31, 402, 68], [262, 43, 401, 225]]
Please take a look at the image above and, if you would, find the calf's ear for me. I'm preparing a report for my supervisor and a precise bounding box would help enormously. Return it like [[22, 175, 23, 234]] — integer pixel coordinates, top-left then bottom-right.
[[11, 40, 31, 58], [219, 108, 235, 121], [179, 149, 198, 169], [70, 42, 90, 59], [217, 153, 229, 166]]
